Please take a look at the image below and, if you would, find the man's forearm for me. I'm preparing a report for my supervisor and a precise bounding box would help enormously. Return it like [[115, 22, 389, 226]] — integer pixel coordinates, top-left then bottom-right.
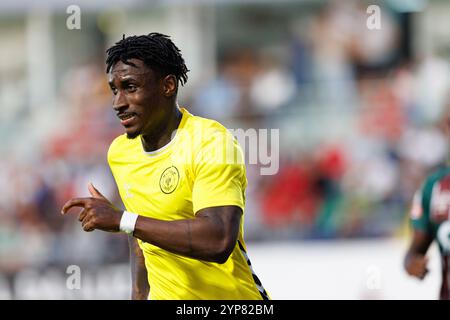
[[129, 236, 149, 300], [132, 207, 241, 264]]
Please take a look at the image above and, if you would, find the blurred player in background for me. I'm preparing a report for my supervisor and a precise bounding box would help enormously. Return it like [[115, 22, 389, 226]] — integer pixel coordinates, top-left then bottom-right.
[[404, 109, 450, 300], [61, 33, 269, 300]]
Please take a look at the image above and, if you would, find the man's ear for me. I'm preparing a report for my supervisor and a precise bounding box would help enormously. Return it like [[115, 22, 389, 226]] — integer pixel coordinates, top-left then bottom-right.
[[162, 75, 177, 97]]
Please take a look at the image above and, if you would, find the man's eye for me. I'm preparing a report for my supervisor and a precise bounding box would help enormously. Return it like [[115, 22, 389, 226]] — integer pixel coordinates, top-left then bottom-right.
[[127, 85, 137, 92], [111, 87, 118, 95]]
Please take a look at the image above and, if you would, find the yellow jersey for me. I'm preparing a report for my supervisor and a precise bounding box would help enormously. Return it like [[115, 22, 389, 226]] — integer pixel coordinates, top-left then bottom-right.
[[107, 108, 269, 300]]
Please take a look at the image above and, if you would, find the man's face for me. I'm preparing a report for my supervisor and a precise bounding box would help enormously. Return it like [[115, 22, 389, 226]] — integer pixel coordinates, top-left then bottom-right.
[[108, 59, 166, 139]]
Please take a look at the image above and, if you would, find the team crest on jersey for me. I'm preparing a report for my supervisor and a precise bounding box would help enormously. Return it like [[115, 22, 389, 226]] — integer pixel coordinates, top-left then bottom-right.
[[159, 166, 180, 194]]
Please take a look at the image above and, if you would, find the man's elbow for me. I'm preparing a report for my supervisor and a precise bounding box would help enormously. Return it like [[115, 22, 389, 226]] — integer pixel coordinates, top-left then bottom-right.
[[212, 252, 232, 264], [211, 239, 236, 264]]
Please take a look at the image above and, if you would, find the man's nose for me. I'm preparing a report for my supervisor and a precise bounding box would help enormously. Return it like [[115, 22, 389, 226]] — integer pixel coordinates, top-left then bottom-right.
[[113, 91, 128, 111]]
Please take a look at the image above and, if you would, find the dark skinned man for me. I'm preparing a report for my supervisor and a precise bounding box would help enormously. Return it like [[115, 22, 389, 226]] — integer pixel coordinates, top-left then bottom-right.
[[61, 33, 270, 300]]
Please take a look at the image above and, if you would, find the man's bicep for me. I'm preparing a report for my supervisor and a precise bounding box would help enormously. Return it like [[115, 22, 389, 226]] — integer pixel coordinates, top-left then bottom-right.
[[196, 205, 242, 226], [196, 206, 242, 247], [409, 187, 433, 249]]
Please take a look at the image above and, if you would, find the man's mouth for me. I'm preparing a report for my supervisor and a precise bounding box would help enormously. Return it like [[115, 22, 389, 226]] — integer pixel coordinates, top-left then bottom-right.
[[118, 112, 137, 126]]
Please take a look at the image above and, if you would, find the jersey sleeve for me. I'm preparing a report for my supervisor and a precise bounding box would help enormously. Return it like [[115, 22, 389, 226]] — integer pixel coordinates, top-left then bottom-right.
[[107, 134, 125, 170], [192, 128, 247, 214]]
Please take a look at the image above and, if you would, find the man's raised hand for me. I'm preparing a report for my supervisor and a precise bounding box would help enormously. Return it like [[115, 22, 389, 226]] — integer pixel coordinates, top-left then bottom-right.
[[61, 182, 123, 233]]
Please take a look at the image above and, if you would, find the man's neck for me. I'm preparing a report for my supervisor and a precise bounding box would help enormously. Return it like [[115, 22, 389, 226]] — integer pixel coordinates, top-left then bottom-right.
[[141, 106, 182, 152]]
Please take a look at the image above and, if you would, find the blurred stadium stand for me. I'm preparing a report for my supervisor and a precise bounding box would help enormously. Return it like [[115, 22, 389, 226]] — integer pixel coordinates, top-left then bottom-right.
[[1, 0, 450, 298]]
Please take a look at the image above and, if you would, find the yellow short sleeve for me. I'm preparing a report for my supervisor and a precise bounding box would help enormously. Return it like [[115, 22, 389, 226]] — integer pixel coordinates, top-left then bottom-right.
[[192, 129, 247, 214]]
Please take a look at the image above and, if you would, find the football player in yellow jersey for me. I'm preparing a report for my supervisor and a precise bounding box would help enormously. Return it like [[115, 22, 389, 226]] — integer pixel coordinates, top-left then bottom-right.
[[61, 33, 269, 300]]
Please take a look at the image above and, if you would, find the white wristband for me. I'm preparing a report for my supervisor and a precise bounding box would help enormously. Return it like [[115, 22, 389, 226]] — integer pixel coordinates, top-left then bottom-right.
[[120, 211, 139, 235]]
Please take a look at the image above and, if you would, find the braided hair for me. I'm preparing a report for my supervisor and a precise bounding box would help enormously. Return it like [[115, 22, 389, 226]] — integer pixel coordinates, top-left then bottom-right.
[[106, 33, 189, 86]]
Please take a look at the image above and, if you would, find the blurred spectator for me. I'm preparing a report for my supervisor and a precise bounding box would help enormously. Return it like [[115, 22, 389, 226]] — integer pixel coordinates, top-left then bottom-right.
[[250, 52, 297, 113]]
